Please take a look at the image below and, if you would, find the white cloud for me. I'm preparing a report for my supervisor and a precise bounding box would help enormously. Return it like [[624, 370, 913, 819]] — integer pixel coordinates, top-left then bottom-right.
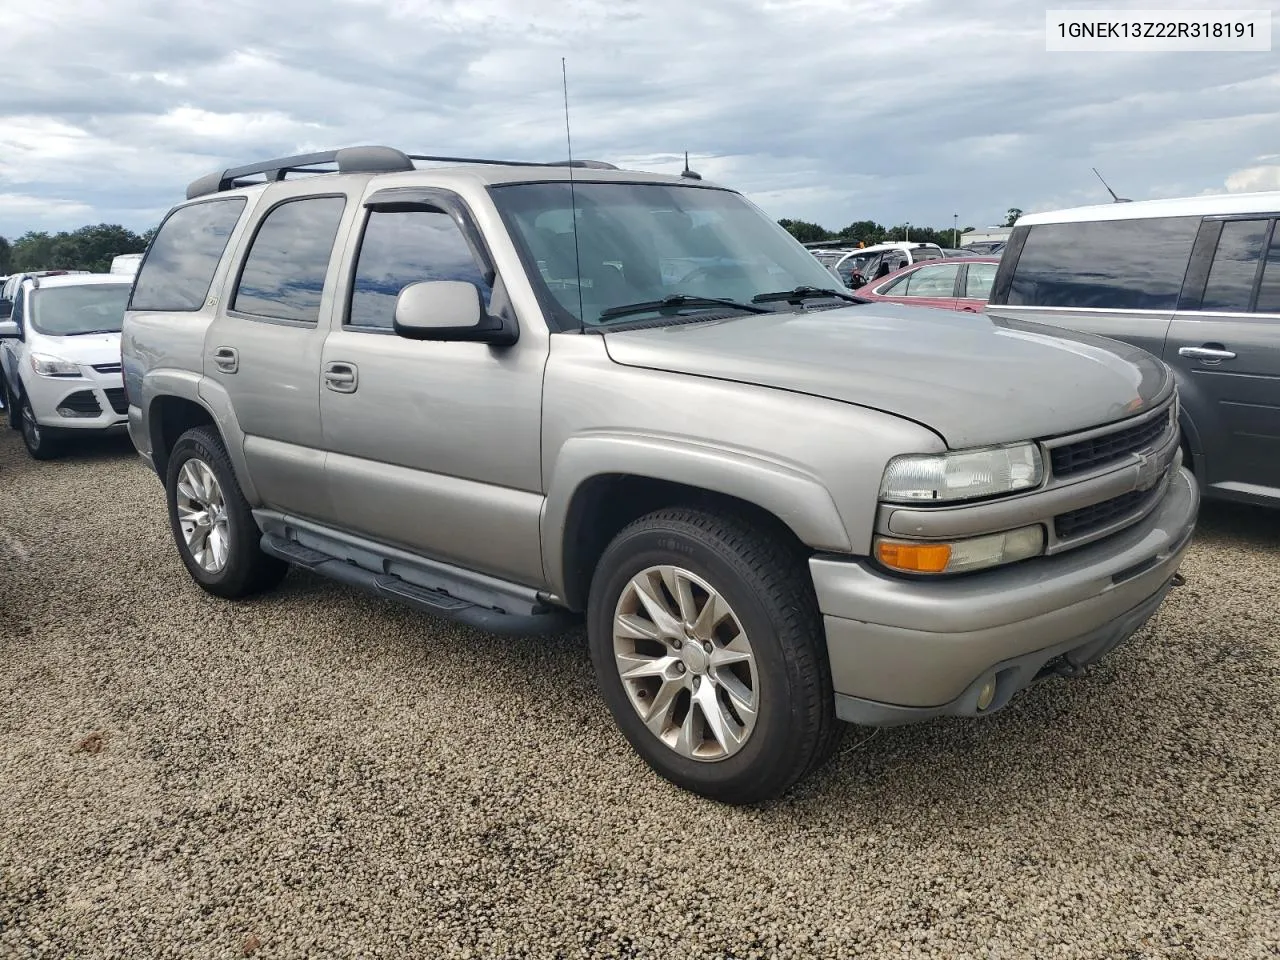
[[1223, 165, 1280, 193], [0, 0, 1279, 237]]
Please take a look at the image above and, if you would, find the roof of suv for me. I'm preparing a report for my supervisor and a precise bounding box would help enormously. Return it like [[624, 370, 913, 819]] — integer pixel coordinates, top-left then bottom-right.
[[26, 273, 130, 290], [1019, 189, 1280, 226], [184, 144, 721, 201]]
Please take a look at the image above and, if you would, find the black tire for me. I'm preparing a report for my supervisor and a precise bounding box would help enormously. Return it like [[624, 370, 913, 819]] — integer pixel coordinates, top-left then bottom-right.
[[18, 391, 61, 460], [587, 507, 841, 805], [165, 425, 287, 599]]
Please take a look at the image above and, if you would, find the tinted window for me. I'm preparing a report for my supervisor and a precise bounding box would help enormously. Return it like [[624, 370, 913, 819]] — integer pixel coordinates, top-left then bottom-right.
[[131, 198, 246, 311], [1200, 219, 1269, 313], [902, 263, 959, 297], [348, 209, 492, 329], [233, 196, 346, 323], [1007, 217, 1200, 310], [964, 262, 999, 299], [910, 248, 943, 262], [1255, 229, 1280, 314]]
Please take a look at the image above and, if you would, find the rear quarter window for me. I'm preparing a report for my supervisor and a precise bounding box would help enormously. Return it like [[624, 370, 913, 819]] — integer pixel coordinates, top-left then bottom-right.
[[1005, 216, 1201, 311], [130, 197, 247, 312]]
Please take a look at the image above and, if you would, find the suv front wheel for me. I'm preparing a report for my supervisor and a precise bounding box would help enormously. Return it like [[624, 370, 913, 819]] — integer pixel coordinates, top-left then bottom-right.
[[165, 426, 287, 598], [587, 507, 841, 805]]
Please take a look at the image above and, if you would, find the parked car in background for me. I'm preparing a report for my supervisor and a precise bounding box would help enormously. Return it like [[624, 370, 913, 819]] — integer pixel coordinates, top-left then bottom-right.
[[835, 243, 944, 288], [122, 145, 1197, 804], [1, 270, 91, 319], [961, 240, 1006, 255], [0, 273, 132, 459], [852, 257, 1001, 312], [988, 193, 1280, 509]]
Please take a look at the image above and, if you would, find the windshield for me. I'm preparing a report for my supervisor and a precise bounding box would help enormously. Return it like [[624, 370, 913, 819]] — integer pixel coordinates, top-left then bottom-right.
[[30, 283, 132, 335], [490, 182, 846, 328]]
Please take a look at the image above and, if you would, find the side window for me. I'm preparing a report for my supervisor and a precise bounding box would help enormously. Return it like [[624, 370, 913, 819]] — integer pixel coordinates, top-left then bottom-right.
[[878, 270, 912, 295], [1200, 219, 1270, 313], [1007, 217, 1201, 310], [131, 198, 247, 311], [11, 287, 25, 330], [964, 262, 999, 299], [233, 196, 346, 323], [902, 263, 959, 298], [1255, 227, 1280, 313], [348, 208, 493, 330]]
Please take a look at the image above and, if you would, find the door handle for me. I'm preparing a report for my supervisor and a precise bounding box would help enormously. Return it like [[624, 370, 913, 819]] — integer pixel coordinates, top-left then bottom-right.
[[212, 346, 238, 373], [323, 361, 358, 393], [1178, 345, 1236, 363]]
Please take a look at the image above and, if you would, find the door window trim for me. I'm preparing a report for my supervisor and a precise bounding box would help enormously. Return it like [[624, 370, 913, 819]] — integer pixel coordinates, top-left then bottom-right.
[[342, 188, 503, 335]]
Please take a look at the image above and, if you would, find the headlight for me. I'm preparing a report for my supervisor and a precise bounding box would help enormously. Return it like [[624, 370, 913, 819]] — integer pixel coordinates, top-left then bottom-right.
[[30, 353, 81, 377], [880, 443, 1044, 504], [875, 525, 1045, 575]]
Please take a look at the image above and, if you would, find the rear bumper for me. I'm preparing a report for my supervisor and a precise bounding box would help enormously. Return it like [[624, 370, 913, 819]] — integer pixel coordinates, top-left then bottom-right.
[[813, 466, 1199, 725]]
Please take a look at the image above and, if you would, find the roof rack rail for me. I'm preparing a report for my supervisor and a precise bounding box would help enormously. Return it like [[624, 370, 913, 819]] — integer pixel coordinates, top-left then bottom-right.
[[407, 154, 618, 170], [186, 146, 415, 200], [186, 146, 620, 200]]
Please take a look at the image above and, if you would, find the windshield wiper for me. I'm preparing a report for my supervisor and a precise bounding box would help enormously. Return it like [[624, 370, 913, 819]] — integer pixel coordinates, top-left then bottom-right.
[[64, 328, 120, 336], [598, 294, 771, 321], [751, 286, 866, 305]]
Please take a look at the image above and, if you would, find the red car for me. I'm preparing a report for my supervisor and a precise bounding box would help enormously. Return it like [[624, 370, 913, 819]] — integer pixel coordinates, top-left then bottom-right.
[[852, 257, 1001, 313]]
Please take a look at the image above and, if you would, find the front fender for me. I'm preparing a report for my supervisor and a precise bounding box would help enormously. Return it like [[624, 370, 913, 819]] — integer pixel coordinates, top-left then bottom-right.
[[540, 430, 853, 601]]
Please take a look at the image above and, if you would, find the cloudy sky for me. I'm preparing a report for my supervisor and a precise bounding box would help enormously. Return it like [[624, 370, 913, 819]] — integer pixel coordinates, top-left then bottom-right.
[[1, 0, 1278, 240]]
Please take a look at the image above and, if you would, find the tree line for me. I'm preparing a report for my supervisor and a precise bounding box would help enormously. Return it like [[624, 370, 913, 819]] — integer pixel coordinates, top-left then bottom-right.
[[0, 224, 157, 276], [777, 208, 1023, 246]]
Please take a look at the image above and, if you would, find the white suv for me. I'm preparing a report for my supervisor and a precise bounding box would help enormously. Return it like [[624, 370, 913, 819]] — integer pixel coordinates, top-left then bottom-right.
[[0, 273, 133, 459]]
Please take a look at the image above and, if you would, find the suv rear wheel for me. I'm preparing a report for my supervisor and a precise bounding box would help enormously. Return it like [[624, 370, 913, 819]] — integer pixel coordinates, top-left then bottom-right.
[[587, 507, 840, 805], [165, 426, 287, 598]]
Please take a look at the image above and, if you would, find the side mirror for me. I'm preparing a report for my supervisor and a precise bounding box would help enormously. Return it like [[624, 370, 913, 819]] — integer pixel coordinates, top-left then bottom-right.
[[392, 280, 516, 346], [0, 320, 18, 340]]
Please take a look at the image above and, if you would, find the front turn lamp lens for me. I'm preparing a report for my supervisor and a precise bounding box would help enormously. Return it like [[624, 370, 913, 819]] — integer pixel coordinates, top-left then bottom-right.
[[876, 525, 1045, 575]]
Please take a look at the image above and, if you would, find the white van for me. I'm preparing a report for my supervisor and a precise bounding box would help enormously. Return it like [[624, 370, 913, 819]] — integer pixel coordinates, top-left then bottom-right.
[[110, 253, 144, 277]]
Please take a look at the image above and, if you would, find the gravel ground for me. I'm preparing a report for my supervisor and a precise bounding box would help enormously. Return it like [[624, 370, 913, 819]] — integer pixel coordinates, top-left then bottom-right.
[[0, 427, 1278, 960]]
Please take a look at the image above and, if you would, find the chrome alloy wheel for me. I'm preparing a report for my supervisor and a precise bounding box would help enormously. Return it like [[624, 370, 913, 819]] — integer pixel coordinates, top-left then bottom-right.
[[612, 565, 760, 761], [175, 458, 230, 573]]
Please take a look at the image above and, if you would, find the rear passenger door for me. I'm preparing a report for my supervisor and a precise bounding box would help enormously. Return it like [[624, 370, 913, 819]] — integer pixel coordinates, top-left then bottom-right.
[[202, 183, 360, 523], [1168, 216, 1280, 496], [316, 190, 547, 586], [957, 261, 998, 313]]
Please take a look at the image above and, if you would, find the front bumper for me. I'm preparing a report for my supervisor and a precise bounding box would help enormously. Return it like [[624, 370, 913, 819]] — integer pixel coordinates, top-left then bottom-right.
[[26, 370, 128, 432], [814, 465, 1199, 726]]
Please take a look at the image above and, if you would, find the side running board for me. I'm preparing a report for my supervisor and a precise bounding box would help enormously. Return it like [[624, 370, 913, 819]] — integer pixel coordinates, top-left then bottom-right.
[[260, 533, 578, 636]]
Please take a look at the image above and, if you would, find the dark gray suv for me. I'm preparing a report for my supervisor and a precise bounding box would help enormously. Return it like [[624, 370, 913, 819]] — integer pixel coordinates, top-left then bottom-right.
[[987, 197, 1280, 509]]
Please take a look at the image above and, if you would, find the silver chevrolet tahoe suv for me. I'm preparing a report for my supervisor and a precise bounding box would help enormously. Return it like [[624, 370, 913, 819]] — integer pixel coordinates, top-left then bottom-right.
[[121, 146, 1200, 804]]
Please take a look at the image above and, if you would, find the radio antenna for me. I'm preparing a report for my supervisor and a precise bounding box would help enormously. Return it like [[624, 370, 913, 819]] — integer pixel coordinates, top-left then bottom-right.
[[1092, 167, 1131, 203], [562, 57, 586, 333]]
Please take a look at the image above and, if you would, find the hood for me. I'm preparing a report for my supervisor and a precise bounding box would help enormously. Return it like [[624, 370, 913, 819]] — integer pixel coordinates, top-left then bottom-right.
[[601, 303, 1171, 449], [36, 332, 121, 367]]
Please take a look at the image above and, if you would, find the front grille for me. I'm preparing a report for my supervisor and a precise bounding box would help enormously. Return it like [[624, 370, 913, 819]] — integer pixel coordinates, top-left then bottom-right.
[[1050, 410, 1169, 479], [92, 362, 122, 374], [104, 388, 128, 414], [58, 390, 102, 415], [1055, 484, 1161, 540]]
